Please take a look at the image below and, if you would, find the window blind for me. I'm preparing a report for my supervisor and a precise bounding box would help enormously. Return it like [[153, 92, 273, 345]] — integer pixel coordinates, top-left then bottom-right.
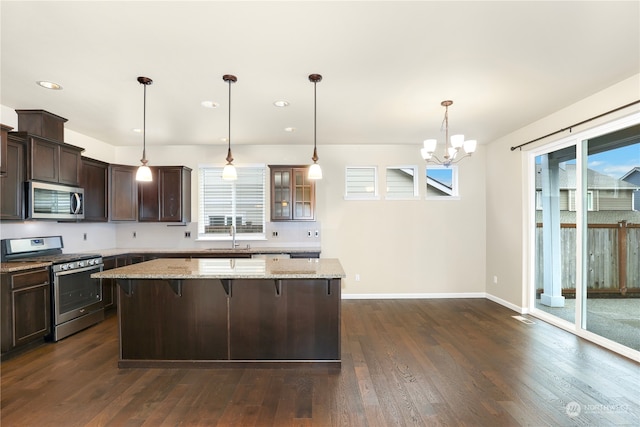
[[199, 166, 265, 236]]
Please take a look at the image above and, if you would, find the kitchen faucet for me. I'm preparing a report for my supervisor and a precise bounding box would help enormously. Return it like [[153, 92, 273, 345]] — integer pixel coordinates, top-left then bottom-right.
[[230, 225, 239, 249]]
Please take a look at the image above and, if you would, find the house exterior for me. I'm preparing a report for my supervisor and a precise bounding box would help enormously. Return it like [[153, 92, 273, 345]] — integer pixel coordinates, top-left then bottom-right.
[[622, 167, 640, 211]]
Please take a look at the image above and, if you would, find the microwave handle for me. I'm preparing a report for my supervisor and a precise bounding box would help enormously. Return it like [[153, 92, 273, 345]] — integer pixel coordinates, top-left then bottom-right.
[[72, 193, 82, 214]]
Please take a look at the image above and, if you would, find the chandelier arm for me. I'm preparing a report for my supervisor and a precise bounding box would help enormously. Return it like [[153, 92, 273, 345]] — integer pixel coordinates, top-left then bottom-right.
[[427, 154, 445, 165], [450, 153, 472, 165]]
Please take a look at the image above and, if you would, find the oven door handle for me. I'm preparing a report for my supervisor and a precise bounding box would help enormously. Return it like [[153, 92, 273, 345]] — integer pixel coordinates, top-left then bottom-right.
[[54, 264, 103, 277]]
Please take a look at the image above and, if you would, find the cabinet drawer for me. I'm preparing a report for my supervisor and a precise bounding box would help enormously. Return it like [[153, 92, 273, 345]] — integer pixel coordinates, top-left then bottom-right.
[[10, 268, 50, 289]]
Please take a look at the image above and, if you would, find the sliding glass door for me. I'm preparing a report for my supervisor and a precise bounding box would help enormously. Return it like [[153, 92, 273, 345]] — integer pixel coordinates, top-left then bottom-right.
[[531, 116, 640, 357], [583, 126, 640, 351]]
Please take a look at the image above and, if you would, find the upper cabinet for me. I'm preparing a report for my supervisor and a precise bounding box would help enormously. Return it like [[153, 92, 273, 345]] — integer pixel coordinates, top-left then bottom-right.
[[139, 166, 192, 223], [109, 164, 138, 221], [27, 135, 83, 186], [81, 157, 109, 222], [0, 132, 26, 221], [15, 110, 83, 187], [1, 124, 13, 177], [269, 165, 315, 221]]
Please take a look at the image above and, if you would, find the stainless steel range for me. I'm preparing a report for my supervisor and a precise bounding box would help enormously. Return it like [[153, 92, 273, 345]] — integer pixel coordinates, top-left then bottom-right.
[[1, 236, 104, 341]]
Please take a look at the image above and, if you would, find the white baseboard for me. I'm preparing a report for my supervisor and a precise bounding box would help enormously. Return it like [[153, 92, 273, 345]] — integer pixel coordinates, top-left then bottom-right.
[[485, 293, 526, 314]]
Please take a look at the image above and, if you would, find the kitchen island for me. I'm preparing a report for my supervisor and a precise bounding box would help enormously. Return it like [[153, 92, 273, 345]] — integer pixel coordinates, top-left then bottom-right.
[[92, 257, 345, 368]]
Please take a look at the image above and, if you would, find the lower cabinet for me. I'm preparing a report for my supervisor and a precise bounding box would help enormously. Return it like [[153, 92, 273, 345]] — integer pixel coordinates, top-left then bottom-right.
[[229, 279, 340, 360], [101, 256, 129, 311], [117, 277, 341, 364], [1, 267, 51, 357]]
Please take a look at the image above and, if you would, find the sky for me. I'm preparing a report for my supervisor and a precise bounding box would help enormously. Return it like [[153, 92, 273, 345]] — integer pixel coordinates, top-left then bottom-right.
[[587, 143, 640, 179]]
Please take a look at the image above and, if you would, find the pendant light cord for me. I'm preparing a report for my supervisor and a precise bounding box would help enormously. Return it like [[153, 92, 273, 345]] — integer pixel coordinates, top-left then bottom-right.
[[228, 78, 231, 153], [142, 82, 147, 161]]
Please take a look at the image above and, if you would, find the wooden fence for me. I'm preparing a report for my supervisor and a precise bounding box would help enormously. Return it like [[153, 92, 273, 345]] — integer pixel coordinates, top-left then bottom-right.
[[536, 221, 640, 295]]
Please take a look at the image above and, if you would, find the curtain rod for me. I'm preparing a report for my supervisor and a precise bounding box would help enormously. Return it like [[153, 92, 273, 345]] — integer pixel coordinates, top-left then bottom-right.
[[510, 100, 640, 151]]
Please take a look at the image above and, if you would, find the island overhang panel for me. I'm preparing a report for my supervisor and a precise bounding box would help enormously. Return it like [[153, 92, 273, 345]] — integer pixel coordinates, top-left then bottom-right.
[[92, 258, 345, 368]]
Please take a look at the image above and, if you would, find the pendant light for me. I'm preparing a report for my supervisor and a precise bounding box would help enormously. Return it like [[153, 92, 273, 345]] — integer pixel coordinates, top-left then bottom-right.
[[222, 74, 238, 181], [308, 74, 323, 180], [135, 76, 153, 182]]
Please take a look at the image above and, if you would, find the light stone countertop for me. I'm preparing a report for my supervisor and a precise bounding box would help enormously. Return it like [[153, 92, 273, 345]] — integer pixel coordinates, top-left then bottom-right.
[[1, 261, 52, 273], [96, 247, 321, 258], [92, 257, 345, 280]]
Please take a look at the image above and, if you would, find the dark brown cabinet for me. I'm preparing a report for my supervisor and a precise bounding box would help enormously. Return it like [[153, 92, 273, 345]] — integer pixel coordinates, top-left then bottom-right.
[[138, 166, 191, 223], [1, 124, 13, 177], [1, 267, 51, 357], [0, 133, 26, 220], [229, 279, 340, 360], [26, 135, 83, 186], [81, 157, 109, 222], [102, 256, 129, 311], [269, 165, 315, 221], [109, 164, 138, 221]]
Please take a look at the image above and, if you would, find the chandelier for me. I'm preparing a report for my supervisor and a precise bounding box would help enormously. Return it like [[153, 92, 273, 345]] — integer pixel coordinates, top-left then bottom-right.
[[420, 100, 476, 167]]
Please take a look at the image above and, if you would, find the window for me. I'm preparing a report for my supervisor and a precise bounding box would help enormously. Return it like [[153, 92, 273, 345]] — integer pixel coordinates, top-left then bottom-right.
[[426, 165, 459, 199], [345, 166, 378, 199], [198, 165, 266, 238], [568, 190, 595, 211], [385, 166, 418, 199]]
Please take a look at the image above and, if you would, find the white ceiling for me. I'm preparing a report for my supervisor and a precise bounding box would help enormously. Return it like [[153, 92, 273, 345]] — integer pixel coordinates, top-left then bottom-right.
[[1, 1, 639, 150]]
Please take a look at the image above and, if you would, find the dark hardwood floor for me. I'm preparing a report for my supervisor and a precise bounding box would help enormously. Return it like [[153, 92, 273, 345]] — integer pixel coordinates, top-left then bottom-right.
[[2, 299, 639, 426]]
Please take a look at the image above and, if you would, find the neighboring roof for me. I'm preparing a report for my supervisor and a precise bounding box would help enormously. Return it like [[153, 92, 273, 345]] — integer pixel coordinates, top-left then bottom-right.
[[536, 164, 639, 190], [621, 167, 640, 184], [426, 177, 454, 196]]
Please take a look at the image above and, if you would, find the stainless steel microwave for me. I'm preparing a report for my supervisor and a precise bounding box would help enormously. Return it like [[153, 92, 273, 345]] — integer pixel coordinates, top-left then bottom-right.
[[27, 181, 85, 220]]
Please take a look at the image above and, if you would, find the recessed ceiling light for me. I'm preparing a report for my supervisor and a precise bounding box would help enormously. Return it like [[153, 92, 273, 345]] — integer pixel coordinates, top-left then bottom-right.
[[36, 81, 62, 90], [201, 101, 219, 108], [273, 100, 289, 107], [284, 127, 296, 132]]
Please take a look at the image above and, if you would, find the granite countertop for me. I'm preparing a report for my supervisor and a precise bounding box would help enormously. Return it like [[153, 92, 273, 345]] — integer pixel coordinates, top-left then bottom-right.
[[92, 257, 345, 280], [1, 247, 322, 274], [97, 247, 321, 258], [1, 261, 52, 273]]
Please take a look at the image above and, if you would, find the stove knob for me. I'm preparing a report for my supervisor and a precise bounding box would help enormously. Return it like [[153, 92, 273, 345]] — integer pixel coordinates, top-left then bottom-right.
[[61, 264, 69, 270], [78, 261, 85, 267], [88, 259, 94, 265]]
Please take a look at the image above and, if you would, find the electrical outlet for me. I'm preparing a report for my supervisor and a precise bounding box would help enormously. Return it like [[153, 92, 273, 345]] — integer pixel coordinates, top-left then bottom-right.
[[315, 230, 319, 237], [355, 274, 361, 281], [307, 231, 312, 237], [493, 275, 498, 284], [83, 233, 87, 241], [185, 231, 191, 238], [272, 231, 278, 237], [133, 232, 137, 238]]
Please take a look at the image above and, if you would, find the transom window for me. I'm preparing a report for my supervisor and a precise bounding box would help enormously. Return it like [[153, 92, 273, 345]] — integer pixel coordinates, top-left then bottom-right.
[[426, 165, 459, 199], [198, 165, 266, 239], [345, 166, 379, 199], [385, 166, 418, 199]]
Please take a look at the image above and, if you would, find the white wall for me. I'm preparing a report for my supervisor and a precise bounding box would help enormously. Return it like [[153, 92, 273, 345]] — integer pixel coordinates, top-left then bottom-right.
[[485, 73, 640, 310], [114, 142, 488, 296]]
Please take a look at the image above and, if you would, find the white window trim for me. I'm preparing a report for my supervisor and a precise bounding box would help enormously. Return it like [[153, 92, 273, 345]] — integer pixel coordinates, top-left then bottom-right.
[[344, 166, 380, 200], [425, 165, 460, 200], [197, 163, 267, 241], [385, 165, 419, 200]]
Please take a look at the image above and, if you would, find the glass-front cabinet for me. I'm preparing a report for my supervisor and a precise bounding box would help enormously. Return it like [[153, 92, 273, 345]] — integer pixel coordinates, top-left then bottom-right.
[[269, 165, 315, 221]]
